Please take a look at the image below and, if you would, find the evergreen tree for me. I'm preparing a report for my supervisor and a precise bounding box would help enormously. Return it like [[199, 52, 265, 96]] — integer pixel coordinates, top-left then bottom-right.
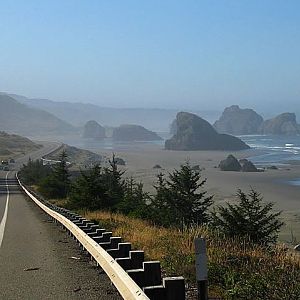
[[211, 188, 284, 244], [19, 158, 52, 185], [69, 165, 108, 210], [102, 154, 125, 210], [117, 177, 150, 217], [39, 150, 70, 199], [152, 162, 213, 227]]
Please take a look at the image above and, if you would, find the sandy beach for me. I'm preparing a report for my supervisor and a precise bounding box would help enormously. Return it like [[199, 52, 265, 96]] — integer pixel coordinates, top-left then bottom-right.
[[96, 145, 300, 244]]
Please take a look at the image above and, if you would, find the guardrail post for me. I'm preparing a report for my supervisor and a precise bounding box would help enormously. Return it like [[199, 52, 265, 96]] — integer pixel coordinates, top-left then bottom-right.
[[144, 286, 166, 299], [164, 277, 185, 300], [195, 238, 208, 300], [127, 269, 145, 287], [143, 261, 162, 286], [130, 250, 144, 269]]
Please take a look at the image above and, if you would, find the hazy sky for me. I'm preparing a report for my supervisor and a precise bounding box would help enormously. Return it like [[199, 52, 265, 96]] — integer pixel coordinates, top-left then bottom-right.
[[0, 1, 299, 111]]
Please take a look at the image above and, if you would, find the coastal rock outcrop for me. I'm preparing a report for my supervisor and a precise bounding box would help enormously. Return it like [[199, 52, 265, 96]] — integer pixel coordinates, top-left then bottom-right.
[[112, 125, 162, 141], [219, 155, 242, 171], [259, 113, 300, 135], [214, 105, 264, 135], [83, 120, 106, 139], [165, 112, 250, 151], [240, 160, 258, 172]]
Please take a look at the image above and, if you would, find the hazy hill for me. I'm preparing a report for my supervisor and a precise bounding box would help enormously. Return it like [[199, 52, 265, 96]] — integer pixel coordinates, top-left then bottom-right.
[[0, 94, 76, 137], [0, 131, 41, 158], [8, 93, 220, 132]]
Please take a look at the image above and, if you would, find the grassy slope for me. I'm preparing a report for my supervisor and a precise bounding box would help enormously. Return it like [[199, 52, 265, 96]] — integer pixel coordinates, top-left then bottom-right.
[[83, 210, 300, 300], [45, 144, 103, 168], [0, 131, 42, 160]]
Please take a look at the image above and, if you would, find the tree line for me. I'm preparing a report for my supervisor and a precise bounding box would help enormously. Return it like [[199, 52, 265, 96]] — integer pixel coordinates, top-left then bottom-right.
[[19, 151, 283, 245]]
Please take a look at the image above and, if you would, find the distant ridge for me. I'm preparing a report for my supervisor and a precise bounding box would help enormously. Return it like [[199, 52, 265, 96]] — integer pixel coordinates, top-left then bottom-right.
[[0, 94, 76, 137], [6, 93, 220, 132]]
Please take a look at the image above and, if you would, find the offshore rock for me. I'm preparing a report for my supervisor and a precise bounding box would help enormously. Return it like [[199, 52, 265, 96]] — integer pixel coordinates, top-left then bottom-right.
[[165, 112, 250, 151]]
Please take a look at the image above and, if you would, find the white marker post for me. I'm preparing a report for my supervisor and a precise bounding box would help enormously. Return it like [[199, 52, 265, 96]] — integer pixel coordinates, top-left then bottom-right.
[[195, 237, 208, 300]]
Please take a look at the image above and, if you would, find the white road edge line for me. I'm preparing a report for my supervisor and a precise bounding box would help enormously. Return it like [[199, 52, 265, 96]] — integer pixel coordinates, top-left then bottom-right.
[[0, 172, 10, 248]]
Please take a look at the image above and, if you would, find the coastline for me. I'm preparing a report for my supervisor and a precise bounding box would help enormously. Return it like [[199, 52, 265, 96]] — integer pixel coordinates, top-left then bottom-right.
[[95, 144, 300, 243], [58, 135, 300, 244]]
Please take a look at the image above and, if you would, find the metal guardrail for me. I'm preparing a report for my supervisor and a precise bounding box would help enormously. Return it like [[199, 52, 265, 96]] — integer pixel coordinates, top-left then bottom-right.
[[16, 174, 150, 300]]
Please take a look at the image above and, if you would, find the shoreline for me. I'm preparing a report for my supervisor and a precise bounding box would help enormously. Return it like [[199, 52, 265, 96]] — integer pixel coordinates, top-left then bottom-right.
[[94, 144, 300, 243]]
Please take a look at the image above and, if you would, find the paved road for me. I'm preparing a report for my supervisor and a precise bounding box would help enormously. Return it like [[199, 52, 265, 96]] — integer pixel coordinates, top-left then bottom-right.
[[0, 144, 122, 299]]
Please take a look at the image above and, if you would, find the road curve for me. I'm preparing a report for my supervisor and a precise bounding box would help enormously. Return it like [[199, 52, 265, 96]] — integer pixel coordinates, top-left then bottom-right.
[[0, 144, 122, 299]]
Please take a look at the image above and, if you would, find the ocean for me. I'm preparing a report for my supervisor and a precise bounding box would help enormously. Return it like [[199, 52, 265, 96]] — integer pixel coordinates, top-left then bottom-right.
[[240, 135, 300, 187], [240, 135, 300, 166]]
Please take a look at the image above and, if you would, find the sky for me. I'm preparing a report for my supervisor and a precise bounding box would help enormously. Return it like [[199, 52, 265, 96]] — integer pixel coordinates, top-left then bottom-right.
[[0, 0, 299, 112]]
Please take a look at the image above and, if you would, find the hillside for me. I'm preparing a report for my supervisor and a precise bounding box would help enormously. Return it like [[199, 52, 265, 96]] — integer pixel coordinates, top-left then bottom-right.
[[0, 94, 76, 137], [0, 131, 41, 158], [8, 93, 220, 132], [45, 144, 102, 168]]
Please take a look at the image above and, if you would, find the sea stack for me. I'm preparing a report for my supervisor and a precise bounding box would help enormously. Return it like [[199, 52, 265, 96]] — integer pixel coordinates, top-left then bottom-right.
[[112, 124, 162, 141], [83, 120, 106, 139], [165, 112, 250, 151], [214, 105, 264, 135], [259, 113, 300, 135]]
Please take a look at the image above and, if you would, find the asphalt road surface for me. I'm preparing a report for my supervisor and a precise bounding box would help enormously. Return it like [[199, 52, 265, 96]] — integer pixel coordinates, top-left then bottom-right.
[[0, 144, 122, 300]]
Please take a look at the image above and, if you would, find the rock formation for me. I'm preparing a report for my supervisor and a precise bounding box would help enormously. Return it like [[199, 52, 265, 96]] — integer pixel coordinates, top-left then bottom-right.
[[219, 155, 242, 171], [214, 105, 263, 135], [165, 112, 250, 151], [240, 160, 258, 172], [112, 125, 162, 141], [83, 120, 106, 139], [259, 113, 300, 135]]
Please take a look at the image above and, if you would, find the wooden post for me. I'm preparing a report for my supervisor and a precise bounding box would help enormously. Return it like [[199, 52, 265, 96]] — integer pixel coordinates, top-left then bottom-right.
[[195, 237, 208, 300]]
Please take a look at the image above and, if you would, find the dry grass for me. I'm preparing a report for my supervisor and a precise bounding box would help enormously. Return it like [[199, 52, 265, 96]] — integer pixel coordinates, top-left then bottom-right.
[[82, 210, 300, 300]]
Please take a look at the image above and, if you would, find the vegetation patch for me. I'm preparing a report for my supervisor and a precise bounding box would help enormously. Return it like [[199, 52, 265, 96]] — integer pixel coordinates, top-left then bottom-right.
[[83, 210, 300, 300]]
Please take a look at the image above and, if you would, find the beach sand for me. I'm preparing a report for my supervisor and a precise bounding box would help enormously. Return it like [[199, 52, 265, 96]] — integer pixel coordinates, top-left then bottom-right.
[[97, 145, 300, 244]]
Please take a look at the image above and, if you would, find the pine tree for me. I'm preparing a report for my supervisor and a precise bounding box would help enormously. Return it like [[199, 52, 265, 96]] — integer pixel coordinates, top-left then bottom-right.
[[39, 150, 70, 199], [211, 188, 284, 244], [19, 158, 52, 185], [52, 150, 70, 197], [102, 154, 125, 210], [69, 165, 108, 210], [152, 162, 213, 227], [117, 177, 150, 217]]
